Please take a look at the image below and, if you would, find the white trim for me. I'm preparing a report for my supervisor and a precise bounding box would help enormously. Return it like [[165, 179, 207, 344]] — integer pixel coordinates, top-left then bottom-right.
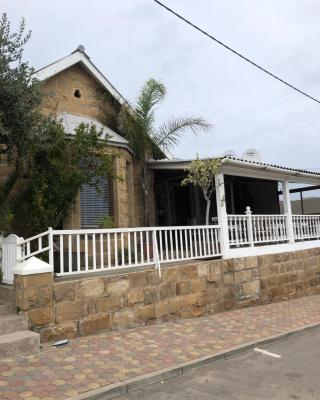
[[32, 51, 127, 105], [58, 112, 129, 145], [225, 239, 320, 259], [149, 158, 320, 185]]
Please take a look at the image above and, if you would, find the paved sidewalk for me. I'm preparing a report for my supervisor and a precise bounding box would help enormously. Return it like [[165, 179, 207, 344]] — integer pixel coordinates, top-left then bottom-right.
[[1, 295, 320, 399]]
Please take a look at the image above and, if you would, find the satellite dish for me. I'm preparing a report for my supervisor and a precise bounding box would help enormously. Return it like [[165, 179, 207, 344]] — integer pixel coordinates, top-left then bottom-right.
[[242, 149, 261, 162], [222, 150, 237, 158]]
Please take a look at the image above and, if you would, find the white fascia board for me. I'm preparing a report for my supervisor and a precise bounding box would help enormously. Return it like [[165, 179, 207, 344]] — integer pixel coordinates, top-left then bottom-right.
[[220, 160, 320, 185], [33, 52, 126, 105], [148, 160, 191, 170]]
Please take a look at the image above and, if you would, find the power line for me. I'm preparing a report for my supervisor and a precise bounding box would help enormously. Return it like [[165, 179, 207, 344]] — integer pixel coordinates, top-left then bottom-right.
[[153, 0, 320, 105]]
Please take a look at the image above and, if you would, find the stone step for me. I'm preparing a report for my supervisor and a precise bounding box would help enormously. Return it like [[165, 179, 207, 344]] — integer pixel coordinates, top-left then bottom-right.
[[0, 301, 15, 315], [0, 314, 28, 335], [0, 284, 14, 303], [0, 330, 40, 358]]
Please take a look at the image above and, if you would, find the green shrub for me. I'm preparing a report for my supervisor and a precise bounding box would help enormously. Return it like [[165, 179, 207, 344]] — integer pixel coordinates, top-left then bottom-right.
[[99, 215, 114, 229]]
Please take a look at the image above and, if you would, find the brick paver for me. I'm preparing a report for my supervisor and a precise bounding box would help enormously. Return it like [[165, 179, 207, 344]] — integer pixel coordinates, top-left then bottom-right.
[[1, 295, 320, 399]]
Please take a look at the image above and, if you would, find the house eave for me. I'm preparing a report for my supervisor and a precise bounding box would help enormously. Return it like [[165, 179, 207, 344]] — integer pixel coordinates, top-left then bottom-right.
[[149, 157, 320, 185]]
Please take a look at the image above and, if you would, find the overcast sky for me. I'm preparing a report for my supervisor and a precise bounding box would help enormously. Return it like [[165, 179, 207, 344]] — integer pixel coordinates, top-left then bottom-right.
[[2, 0, 320, 170]]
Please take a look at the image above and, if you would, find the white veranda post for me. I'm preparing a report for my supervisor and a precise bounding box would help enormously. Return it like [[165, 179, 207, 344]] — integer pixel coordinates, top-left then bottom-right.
[[215, 172, 230, 257], [282, 180, 294, 243]]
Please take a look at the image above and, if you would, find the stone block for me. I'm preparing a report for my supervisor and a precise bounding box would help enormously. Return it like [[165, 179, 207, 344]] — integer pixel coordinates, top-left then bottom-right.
[[233, 258, 246, 271], [80, 278, 105, 297], [40, 321, 78, 341], [134, 304, 155, 322], [245, 256, 258, 269], [191, 278, 207, 293], [28, 307, 52, 327], [197, 293, 208, 307], [223, 273, 234, 286], [159, 282, 174, 299], [169, 294, 197, 314], [197, 264, 208, 277], [258, 254, 273, 268], [206, 270, 221, 284], [127, 290, 145, 306], [38, 286, 53, 307], [164, 267, 178, 281], [242, 280, 260, 296], [113, 310, 134, 328], [79, 313, 112, 336], [234, 270, 253, 285], [144, 288, 159, 305], [95, 295, 124, 313], [178, 266, 198, 280], [222, 260, 234, 273], [129, 272, 148, 289], [155, 301, 169, 318], [54, 282, 75, 303], [148, 271, 163, 285], [175, 281, 191, 296], [17, 273, 53, 289], [222, 286, 235, 300], [105, 278, 130, 295], [25, 288, 39, 309], [55, 301, 82, 323]]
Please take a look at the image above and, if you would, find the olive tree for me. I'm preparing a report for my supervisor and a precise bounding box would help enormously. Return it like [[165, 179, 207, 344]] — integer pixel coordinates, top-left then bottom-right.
[[181, 157, 221, 225]]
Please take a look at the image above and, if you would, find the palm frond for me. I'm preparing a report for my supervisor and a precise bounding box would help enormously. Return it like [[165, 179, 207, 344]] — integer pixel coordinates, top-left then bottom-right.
[[136, 79, 166, 131], [155, 116, 211, 152]]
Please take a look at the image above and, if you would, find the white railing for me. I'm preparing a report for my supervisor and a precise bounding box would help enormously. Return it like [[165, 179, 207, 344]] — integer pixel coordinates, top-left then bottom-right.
[[11, 225, 222, 277], [18, 230, 51, 262], [252, 215, 288, 244], [293, 215, 320, 241], [4, 213, 320, 281], [228, 215, 250, 246], [228, 208, 288, 247]]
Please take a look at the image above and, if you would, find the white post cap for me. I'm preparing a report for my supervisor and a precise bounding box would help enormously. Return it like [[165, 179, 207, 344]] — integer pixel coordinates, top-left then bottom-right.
[[13, 256, 53, 275]]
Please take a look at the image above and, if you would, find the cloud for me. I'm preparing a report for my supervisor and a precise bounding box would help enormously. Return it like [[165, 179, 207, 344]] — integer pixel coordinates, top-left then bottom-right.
[[2, 0, 320, 170]]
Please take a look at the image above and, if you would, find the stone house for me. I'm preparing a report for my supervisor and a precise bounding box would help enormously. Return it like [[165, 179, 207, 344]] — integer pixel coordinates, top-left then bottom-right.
[[32, 46, 155, 230]]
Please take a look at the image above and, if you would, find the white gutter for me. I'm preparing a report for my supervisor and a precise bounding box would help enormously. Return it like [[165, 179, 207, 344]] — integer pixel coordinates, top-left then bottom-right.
[[220, 158, 320, 181]]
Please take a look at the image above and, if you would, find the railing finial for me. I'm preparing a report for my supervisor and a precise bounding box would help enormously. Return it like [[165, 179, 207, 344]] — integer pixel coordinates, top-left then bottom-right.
[[245, 206, 252, 215]]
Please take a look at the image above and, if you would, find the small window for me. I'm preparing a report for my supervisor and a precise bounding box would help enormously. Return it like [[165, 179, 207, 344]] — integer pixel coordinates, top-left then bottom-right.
[[74, 89, 82, 98], [80, 176, 111, 228]]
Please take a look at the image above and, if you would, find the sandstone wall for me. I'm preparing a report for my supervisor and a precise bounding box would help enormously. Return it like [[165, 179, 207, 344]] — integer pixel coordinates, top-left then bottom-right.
[[41, 63, 148, 229], [15, 247, 320, 342]]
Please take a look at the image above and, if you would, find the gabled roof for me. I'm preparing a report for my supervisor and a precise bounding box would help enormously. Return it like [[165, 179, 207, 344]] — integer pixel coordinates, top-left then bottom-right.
[[32, 46, 127, 105], [58, 112, 130, 150]]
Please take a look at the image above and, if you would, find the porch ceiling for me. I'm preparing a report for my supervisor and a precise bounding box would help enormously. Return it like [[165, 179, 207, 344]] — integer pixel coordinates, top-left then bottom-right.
[[148, 157, 320, 185]]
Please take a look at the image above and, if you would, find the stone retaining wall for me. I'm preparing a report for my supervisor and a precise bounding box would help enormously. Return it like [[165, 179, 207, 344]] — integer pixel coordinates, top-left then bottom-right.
[[14, 247, 320, 341]]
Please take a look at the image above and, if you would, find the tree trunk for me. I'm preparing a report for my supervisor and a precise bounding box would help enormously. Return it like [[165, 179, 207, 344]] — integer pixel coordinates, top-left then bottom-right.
[[205, 199, 211, 225], [140, 165, 150, 226]]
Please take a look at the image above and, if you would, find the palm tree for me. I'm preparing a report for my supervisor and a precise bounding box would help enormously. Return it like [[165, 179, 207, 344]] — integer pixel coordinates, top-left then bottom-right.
[[119, 79, 211, 226]]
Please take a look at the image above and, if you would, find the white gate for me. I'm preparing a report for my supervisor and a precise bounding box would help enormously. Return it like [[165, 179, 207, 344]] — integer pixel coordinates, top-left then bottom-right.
[[2, 234, 22, 284]]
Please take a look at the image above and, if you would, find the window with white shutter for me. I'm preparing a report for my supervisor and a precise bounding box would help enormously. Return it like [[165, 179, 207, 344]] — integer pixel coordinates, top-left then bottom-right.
[[80, 176, 111, 228]]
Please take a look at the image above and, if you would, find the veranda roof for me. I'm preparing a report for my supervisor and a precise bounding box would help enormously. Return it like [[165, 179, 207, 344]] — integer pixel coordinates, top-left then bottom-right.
[[148, 156, 320, 185]]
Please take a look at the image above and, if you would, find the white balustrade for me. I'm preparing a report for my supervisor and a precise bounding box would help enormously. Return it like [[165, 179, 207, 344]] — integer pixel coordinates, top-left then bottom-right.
[[4, 225, 221, 277], [252, 215, 288, 244], [4, 212, 320, 282], [227, 215, 250, 246], [293, 215, 320, 241], [228, 210, 288, 247]]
